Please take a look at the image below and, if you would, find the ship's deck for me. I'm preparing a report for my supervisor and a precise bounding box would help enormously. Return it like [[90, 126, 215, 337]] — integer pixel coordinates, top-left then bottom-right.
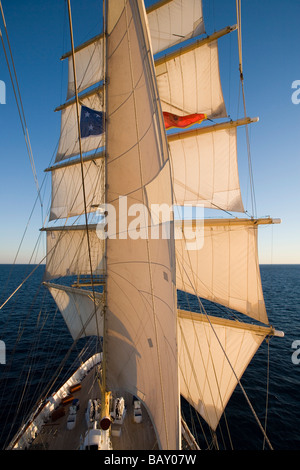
[[28, 366, 158, 450]]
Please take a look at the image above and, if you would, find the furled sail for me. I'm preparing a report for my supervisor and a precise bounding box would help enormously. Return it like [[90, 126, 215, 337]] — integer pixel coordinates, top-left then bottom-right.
[[45, 283, 103, 340], [43, 225, 104, 281], [147, 0, 205, 55], [169, 121, 246, 210], [175, 219, 269, 324], [48, 154, 104, 220], [105, 0, 179, 450], [178, 309, 271, 430]]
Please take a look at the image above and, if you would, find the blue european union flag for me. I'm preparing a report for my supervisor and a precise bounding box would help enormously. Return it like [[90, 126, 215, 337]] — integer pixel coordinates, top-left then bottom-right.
[[80, 105, 104, 138]]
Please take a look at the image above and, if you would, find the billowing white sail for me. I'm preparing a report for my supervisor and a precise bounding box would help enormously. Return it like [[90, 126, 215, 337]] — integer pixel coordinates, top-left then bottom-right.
[[147, 0, 205, 55], [65, 34, 104, 100], [156, 39, 226, 118], [175, 219, 268, 324], [56, 91, 104, 162], [43, 225, 104, 281], [61, 0, 205, 96], [169, 124, 244, 211], [45, 283, 103, 340], [48, 155, 104, 220], [105, 0, 179, 450], [178, 309, 271, 430], [4, 0, 286, 453]]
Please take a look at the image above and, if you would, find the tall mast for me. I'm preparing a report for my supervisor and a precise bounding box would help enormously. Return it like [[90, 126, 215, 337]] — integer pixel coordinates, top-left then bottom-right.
[[66, 0, 109, 424], [66, 0, 104, 382], [101, 0, 109, 421]]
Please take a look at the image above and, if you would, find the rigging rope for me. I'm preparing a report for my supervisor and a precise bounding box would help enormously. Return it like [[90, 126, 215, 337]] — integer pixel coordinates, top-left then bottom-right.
[[235, 0, 257, 218], [0, 1, 43, 218], [263, 337, 271, 450], [0, 259, 46, 312], [66, 0, 101, 338], [175, 223, 274, 449]]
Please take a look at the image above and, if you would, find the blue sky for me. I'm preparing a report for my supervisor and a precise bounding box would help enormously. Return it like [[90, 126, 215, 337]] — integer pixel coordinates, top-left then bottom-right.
[[0, 0, 299, 264]]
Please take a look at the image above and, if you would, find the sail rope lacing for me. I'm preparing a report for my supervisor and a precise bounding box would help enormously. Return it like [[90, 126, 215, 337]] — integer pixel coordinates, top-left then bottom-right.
[[0, 1, 43, 220]]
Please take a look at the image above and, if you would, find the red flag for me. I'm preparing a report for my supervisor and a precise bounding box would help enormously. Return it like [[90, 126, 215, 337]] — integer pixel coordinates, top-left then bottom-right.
[[163, 112, 207, 130]]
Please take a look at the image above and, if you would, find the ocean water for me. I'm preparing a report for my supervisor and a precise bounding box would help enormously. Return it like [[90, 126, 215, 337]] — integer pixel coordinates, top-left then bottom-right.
[[0, 264, 299, 450]]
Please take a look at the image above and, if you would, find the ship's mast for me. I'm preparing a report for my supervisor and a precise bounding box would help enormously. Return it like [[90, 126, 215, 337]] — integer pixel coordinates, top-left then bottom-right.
[[66, 0, 109, 422], [66, 0, 96, 292], [101, 0, 109, 423]]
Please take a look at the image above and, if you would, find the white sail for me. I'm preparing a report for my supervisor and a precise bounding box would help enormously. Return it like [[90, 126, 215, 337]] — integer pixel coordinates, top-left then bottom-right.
[[175, 219, 268, 324], [62, 0, 205, 96], [105, 0, 179, 450], [147, 0, 205, 55], [169, 124, 244, 211], [43, 225, 104, 281], [2, 0, 286, 453], [45, 283, 103, 340], [178, 309, 271, 430], [56, 90, 104, 162], [65, 34, 104, 100], [48, 155, 104, 220], [156, 39, 226, 118]]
